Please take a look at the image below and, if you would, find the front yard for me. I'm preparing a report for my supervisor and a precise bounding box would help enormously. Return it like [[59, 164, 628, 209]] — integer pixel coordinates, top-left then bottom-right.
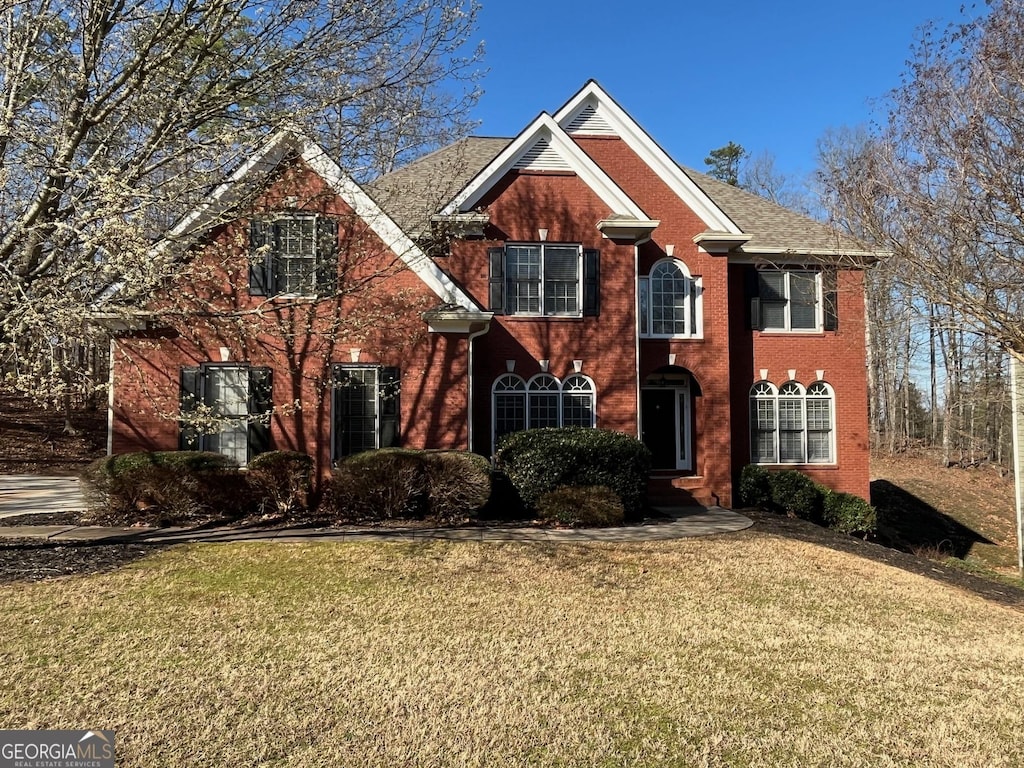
[[2, 534, 1023, 767]]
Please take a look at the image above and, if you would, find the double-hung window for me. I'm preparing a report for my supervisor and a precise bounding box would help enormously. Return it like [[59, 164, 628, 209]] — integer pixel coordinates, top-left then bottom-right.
[[750, 268, 838, 332], [249, 214, 338, 297], [639, 259, 702, 337], [749, 380, 835, 464], [331, 365, 401, 460], [179, 364, 273, 464], [488, 244, 600, 317]]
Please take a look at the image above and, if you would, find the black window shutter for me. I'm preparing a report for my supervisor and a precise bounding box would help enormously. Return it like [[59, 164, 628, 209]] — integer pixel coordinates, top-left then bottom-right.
[[179, 367, 202, 450], [331, 365, 349, 463], [488, 246, 505, 313], [247, 367, 273, 459], [746, 268, 762, 330], [583, 248, 600, 316], [823, 268, 839, 331], [249, 220, 272, 296], [379, 367, 401, 448], [315, 216, 339, 296]]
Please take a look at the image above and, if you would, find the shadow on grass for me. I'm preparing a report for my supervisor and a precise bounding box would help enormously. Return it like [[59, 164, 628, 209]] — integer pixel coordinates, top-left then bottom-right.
[[740, 479, 1024, 610], [871, 479, 995, 559]]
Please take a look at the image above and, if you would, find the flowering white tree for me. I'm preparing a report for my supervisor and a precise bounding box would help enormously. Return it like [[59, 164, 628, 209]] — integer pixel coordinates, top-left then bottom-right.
[[0, 0, 481, 426]]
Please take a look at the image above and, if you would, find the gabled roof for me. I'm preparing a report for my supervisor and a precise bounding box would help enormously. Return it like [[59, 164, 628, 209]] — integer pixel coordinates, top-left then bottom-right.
[[438, 112, 650, 222], [553, 80, 741, 235], [162, 130, 481, 310]]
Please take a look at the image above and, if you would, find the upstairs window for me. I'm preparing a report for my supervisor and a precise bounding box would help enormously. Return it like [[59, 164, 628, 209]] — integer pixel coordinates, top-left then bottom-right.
[[179, 364, 273, 464], [249, 214, 338, 297], [639, 259, 702, 338], [750, 267, 838, 332], [488, 244, 600, 317]]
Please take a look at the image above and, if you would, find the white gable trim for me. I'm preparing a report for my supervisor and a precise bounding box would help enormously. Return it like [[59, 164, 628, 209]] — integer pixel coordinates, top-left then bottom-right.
[[159, 131, 479, 311], [553, 81, 741, 234], [440, 113, 648, 220]]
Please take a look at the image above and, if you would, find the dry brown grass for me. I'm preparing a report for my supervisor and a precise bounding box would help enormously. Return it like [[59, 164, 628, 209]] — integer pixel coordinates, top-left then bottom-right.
[[2, 536, 1024, 767]]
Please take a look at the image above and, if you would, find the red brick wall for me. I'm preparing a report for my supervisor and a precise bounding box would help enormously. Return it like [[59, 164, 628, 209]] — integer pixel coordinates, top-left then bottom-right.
[[727, 263, 870, 499], [111, 159, 469, 481]]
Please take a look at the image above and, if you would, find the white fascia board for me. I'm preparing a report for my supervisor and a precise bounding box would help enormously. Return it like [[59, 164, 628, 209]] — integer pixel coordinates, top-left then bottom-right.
[[732, 246, 884, 265], [297, 138, 479, 310], [440, 113, 648, 220], [553, 81, 741, 234]]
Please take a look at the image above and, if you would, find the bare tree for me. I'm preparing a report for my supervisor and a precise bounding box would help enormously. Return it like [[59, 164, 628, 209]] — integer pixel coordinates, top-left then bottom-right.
[[0, 0, 482, 425]]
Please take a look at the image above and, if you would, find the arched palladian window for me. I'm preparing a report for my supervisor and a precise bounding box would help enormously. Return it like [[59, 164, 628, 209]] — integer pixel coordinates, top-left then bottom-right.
[[527, 374, 560, 429], [492, 372, 598, 451], [493, 374, 526, 445], [749, 380, 835, 464], [639, 259, 702, 338], [562, 374, 596, 428]]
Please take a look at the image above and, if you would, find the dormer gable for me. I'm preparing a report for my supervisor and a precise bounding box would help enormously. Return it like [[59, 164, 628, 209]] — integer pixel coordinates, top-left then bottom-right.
[[553, 80, 743, 237]]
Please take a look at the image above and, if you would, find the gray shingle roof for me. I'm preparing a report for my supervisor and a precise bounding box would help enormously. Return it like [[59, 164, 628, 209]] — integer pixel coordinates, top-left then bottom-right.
[[369, 136, 873, 256]]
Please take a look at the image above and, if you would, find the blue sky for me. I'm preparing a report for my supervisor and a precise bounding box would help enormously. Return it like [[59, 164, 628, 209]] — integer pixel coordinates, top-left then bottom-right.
[[467, 0, 979, 181]]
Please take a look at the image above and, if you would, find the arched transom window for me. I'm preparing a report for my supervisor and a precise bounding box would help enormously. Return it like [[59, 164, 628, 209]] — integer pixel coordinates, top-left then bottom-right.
[[639, 259, 702, 338], [749, 380, 835, 464], [492, 372, 597, 450]]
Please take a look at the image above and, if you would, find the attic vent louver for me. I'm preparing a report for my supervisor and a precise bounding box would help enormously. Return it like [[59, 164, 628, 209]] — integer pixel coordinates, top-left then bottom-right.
[[514, 137, 571, 171], [565, 102, 616, 135]]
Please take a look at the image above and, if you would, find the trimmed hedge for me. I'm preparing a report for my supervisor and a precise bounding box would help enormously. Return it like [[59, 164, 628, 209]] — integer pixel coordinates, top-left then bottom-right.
[[536, 485, 625, 527], [321, 449, 490, 523], [738, 464, 773, 509], [738, 464, 877, 536], [246, 450, 313, 519], [823, 490, 877, 535], [496, 427, 651, 516], [80, 451, 251, 526]]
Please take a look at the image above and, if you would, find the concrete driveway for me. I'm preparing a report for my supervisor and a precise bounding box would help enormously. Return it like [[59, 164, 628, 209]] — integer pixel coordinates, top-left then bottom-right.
[[0, 475, 85, 518]]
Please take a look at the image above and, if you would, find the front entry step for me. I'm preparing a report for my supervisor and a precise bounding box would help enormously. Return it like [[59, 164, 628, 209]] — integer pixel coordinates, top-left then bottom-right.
[[647, 475, 722, 507]]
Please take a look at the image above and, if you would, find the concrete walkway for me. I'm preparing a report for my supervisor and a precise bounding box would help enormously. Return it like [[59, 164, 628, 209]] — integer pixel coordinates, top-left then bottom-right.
[[0, 475, 85, 518], [0, 473, 753, 543]]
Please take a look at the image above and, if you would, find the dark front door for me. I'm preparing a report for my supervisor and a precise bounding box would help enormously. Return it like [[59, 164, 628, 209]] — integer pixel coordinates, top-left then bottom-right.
[[641, 388, 677, 470]]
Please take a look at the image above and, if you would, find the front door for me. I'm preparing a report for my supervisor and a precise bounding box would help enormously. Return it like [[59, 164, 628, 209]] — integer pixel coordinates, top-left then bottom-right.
[[641, 383, 692, 471]]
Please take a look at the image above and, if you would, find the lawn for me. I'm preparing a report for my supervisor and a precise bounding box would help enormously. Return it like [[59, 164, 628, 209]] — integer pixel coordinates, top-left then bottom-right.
[[2, 535, 1023, 767]]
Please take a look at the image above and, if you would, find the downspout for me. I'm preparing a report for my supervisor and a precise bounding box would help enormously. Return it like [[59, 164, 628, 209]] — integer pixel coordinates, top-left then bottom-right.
[[467, 323, 491, 452], [634, 241, 643, 439], [107, 337, 115, 456]]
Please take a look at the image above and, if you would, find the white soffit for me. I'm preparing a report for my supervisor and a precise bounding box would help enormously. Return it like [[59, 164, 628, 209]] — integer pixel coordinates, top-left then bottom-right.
[[440, 113, 648, 220], [553, 81, 741, 235]]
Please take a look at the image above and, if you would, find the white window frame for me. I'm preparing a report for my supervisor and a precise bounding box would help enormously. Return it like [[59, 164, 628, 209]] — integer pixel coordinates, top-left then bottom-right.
[[757, 269, 822, 332], [749, 380, 835, 465], [505, 243, 583, 318], [639, 259, 703, 339], [492, 372, 598, 451]]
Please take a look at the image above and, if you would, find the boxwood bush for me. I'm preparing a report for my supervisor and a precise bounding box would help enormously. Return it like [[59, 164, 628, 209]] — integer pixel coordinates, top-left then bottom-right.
[[80, 451, 252, 526], [823, 489, 877, 535], [738, 464, 773, 508], [321, 448, 490, 523], [536, 485, 625, 527], [246, 450, 314, 520], [496, 427, 651, 517], [738, 464, 877, 536]]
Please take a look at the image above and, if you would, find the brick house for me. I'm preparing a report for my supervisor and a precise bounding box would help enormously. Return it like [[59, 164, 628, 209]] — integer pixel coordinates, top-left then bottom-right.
[[109, 81, 876, 506]]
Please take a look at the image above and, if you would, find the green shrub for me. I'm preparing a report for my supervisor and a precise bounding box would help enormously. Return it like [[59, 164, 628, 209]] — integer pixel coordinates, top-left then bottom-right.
[[496, 428, 651, 516], [823, 490, 877, 535], [768, 469, 824, 522], [80, 451, 251, 526], [738, 464, 773, 508], [320, 449, 490, 523], [536, 485, 625, 527], [246, 450, 314, 520]]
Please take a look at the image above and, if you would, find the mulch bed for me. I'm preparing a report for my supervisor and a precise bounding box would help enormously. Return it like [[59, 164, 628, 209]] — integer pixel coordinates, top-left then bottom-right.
[[0, 393, 106, 474], [0, 538, 162, 585]]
